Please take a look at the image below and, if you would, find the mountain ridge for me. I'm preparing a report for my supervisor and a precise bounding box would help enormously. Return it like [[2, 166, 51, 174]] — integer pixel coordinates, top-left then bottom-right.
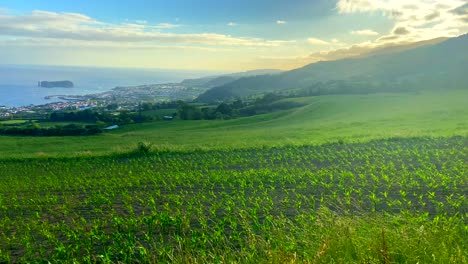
[[196, 34, 467, 102], [181, 69, 283, 89]]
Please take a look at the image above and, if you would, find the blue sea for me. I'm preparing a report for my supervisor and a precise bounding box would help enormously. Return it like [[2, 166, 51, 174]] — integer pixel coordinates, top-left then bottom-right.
[[0, 65, 220, 107]]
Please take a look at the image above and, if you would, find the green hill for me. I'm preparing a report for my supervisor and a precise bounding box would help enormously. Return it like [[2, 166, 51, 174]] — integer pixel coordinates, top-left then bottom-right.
[[1, 90, 467, 157], [181, 69, 282, 89], [196, 34, 468, 102]]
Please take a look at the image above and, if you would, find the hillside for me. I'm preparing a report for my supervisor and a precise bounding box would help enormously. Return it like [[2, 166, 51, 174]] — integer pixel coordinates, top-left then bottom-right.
[[197, 34, 468, 102], [1, 90, 467, 158], [181, 69, 282, 89]]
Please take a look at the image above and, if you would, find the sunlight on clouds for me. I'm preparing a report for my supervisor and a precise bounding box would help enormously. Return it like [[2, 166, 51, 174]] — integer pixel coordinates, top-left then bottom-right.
[[351, 29, 379, 36], [337, 0, 467, 43], [153, 23, 180, 29], [0, 10, 289, 48], [0, 1, 466, 71], [294, 0, 468, 68], [307, 38, 329, 45]]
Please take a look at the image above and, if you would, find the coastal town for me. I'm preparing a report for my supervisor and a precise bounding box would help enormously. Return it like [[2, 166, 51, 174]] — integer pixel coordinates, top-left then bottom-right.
[[0, 82, 208, 120]]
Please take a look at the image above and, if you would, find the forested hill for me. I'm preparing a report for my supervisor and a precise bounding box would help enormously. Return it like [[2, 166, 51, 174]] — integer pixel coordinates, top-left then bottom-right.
[[196, 34, 468, 102]]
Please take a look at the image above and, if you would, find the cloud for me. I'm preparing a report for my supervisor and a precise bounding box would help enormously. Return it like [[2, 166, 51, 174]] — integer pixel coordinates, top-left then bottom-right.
[[451, 3, 468, 23], [276, 20, 287, 25], [393, 26, 410, 35], [336, 0, 468, 43], [307, 37, 329, 45], [227, 22, 237, 26], [451, 3, 468, 15], [351, 29, 380, 36], [0, 10, 289, 48], [425, 11, 440, 21], [0, 37, 234, 52], [153, 23, 180, 29]]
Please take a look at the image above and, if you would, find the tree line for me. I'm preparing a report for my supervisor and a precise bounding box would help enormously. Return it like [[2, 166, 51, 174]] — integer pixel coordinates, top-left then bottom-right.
[[0, 123, 102, 136], [176, 93, 296, 120]]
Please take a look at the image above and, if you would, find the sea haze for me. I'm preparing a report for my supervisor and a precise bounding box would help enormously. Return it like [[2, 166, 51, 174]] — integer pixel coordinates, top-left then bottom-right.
[[0, 65, 220, 107]]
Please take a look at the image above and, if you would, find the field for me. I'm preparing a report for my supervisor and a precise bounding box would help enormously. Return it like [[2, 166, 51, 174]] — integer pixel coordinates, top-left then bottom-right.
[[0, 120, 29, 125], [0, 137, 467, 262], [0, 90, 467, 158], [0, 90, 467, 262]]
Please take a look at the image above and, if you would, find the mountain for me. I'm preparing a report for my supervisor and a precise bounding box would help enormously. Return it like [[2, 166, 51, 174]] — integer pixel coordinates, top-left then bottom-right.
[[196, 34, 468, 102], [181, 69, 282, 89]]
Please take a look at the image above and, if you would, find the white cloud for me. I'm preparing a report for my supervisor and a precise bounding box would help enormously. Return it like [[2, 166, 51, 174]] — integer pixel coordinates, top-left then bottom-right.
[[276, 20, 287, 25], [351, 29, 379, 36], [307, 37, 329, 45], [153, 23, 180, 29], [336, 0, 468, 43], [0, 10, 289, 48], [227, 22, 237, 26], [0, 37, 235, 52]]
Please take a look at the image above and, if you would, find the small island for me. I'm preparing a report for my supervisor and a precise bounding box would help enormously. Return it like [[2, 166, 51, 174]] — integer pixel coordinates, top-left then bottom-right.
[[38, 80, 74, 88]]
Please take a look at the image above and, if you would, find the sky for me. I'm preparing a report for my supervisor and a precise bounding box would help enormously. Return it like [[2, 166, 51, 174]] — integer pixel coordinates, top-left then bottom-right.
[[0, 0, 467, 71]]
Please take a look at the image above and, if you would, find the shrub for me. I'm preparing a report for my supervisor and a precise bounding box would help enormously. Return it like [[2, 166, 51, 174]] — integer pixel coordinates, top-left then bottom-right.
[[136, 142, 152, 155]]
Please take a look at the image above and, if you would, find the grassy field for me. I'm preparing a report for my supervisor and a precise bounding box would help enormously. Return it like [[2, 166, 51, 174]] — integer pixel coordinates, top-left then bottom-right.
[[0, 90, 467, 262], [0, 120, 29, 125], [0, 90, 467, 158]]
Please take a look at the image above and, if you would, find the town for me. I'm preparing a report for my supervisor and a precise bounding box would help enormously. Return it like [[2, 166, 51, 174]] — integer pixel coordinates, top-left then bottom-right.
[[0, 82, 207, 120]]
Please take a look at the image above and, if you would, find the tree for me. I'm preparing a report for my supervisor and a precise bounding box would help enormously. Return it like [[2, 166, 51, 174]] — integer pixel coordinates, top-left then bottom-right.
[[177, 102, 203, 120], [231, 99, 244, 109], [215, 103, 233, 116], [142, 102, 153, 111], [107, 103, 119, 111]]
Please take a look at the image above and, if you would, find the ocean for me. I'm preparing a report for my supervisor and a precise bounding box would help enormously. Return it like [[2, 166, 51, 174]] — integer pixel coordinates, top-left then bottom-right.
[[0, 65, 219, 107]]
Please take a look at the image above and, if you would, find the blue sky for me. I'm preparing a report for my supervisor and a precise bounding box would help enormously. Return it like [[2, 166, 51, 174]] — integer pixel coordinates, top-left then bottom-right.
[[0, 0, 466, 70], [2, 0, 335, 23]]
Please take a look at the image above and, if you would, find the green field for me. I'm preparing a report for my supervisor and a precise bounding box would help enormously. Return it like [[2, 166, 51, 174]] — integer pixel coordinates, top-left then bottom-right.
[[0, 90, 467, 262], [1, 137, 467, 262], [0, 120, 28, 125], [0, 90, 467, 158]]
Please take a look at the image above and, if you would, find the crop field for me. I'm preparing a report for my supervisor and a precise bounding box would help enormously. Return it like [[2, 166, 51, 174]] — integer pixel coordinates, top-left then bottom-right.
[[1, 136, 467, 263]]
